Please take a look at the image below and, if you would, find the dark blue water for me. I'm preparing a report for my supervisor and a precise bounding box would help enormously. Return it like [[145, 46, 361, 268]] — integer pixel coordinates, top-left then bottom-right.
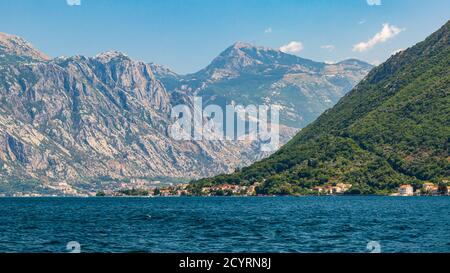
[[0, 196, 448, 253]]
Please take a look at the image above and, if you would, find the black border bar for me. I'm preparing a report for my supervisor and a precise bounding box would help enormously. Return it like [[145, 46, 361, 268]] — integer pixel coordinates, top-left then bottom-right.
[[1, 253, 448, 272]]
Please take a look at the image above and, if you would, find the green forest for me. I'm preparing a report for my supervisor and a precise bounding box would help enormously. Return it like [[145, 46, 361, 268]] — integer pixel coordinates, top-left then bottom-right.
[[191, 21, 450, 195]]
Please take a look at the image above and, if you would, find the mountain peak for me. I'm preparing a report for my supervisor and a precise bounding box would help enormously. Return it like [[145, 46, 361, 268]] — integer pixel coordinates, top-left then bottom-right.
[[199, 41, 324, 78], [94, 50, 130, 62], [229, 41, 275, 53], [231, 41, 257, 50], [0, 32, 19, 42], [0, 32, 50, 63]]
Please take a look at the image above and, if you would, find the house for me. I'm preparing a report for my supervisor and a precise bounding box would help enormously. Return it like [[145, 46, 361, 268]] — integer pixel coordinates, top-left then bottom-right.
[[398, 184, 414, 196], [336, 183, 352, 192], [247, 185, 257, 196], [321, 185, 331, 194], [212, 184, 233, 191], [159, 188, 173, 196], [313, 183, 352, 195], [177, 184, 190, 190], [422, 183, 438, 195], [201, 187, 211, 195], [332, 186, 342, 194], [316, 183, 351, 194], [219, 184, 233, 190]]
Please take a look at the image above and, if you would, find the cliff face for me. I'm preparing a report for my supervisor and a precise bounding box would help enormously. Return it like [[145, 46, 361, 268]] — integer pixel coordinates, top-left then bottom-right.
[[0, 37, 270, 195]]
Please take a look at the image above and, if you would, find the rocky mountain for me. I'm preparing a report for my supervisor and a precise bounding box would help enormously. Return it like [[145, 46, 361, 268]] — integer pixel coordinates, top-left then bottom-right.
[[0, 35, 267, 195], [0, 33, 371, 195], [192, 21, 450, 195], [155, 42, 372, 128], [0, 32, 49, 65]]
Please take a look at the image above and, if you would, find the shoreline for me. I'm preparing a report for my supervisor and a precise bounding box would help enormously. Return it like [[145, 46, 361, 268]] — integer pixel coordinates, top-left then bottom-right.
[[0, 194, 448, 198]]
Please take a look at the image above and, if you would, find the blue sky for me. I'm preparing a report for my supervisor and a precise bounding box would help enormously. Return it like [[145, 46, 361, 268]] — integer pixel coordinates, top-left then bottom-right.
[[0, 0, 448, 73]]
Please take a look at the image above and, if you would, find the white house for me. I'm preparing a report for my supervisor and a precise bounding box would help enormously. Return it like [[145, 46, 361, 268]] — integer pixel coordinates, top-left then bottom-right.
[[398, 185, 414, 196]]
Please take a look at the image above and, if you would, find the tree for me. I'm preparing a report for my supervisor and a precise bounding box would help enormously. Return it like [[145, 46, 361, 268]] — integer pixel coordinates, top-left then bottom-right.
[[153, 187, 161, 196], [437, 183, 448, 195]]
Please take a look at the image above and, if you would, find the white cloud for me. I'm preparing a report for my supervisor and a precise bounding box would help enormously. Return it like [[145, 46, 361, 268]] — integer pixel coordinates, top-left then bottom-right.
[[366, 0, 381, 6], [264, 27, 272, 34], [358, 19, 367, 25], [353, 23, 404, 52], [67, 0, 81, 6], [279, 41, 303, 54], [321, 44, 335, 52]]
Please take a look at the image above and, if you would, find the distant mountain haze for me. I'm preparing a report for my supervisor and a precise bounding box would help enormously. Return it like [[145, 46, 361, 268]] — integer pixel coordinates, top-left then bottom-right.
[[152, 42, 373, 128]]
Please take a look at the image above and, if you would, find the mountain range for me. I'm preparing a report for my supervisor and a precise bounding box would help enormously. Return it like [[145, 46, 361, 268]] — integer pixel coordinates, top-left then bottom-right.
[[0, 32, 371, 195], [192, 20, 450, 195], [152, 42, 372, 128]]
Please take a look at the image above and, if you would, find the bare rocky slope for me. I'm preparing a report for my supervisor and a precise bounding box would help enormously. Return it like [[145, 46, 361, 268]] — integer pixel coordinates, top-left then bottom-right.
[[153, 42, 373, 128], [0, 33, 371, 195]]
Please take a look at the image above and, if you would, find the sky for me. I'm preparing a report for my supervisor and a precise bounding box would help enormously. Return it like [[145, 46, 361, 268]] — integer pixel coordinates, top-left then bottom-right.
[[0, 0, 449, 74]]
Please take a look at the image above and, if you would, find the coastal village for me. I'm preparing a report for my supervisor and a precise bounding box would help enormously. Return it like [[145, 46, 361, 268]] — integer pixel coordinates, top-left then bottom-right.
[[97, 182, 259, 197], [95, 179, 450, 197], [103, 180, 450, 197], [91, 178, 450, 197], [391, 181, 450, 196], [3, 179, 449, 197]]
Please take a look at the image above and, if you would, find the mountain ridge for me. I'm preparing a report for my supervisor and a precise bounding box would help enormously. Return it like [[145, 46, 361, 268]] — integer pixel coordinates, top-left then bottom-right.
[[191, 20, 450, 195], [155, 41, 372, 128], [0, 32, 50, 65]]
